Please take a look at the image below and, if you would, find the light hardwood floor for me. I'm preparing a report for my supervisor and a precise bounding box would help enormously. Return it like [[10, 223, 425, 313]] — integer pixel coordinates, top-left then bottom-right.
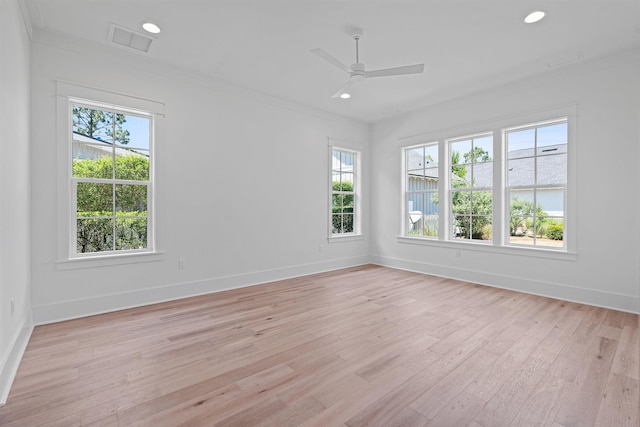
[[1, 265, 638, 426]]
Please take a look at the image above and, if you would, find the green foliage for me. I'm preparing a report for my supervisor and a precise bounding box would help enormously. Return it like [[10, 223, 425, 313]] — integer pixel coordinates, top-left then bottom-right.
[[546, 224, 564, 240], [463, 146, 491, 163], [73, 106, 130, 145], [74, 156, 149, 212], [76, 212, 147, 253], [452, 191, 492, 239], [451, 151, 467, 181], [450, 148, 493, 239], [73, 155, 149, 252], [510, 197, 548, 236], [332, 181, 354, 233]]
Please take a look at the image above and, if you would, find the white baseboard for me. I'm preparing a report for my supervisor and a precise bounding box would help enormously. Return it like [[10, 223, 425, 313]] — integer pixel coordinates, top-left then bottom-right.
[[371, 255, 640, 314], [32, 255, 370, 325], [0, 322, 33, 405]]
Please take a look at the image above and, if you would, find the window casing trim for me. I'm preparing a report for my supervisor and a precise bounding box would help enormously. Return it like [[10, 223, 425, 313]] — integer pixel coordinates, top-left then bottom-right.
[[56, 81, 164, 265]]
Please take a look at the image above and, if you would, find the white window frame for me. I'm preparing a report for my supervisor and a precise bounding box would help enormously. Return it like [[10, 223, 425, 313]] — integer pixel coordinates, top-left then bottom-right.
[[504, 118, 568, 249], [447, 132, 494, 242], [329, 146, 362, 240], [55, 81, 165, 268], [69, 100, 154, 257], [403, 141, 440, 239], [398, 105, 576, 260]]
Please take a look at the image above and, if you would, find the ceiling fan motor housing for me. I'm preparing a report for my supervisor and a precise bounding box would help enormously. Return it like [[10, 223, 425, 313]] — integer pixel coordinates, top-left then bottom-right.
[[350, 63, 366, 81]]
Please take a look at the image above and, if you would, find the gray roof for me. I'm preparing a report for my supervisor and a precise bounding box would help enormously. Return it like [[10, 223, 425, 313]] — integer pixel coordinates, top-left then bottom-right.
[[410, 144, 566, 187]]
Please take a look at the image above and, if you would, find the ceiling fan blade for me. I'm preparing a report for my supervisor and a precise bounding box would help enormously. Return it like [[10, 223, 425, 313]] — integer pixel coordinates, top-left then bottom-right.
[[310, 48, 352, 73], [366, 64, 424, 78], [331, 80, 355, 99]]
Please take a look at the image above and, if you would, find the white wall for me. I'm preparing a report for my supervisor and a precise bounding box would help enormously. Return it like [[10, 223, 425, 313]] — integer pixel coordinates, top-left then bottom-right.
[[0, 0, 33, 404], [29, 31, 370, 324], [371, 48, 640, 313]]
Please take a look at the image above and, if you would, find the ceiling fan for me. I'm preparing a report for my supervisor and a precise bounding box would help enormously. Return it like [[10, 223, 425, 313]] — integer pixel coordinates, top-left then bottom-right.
[[311, 28, 424, 99]]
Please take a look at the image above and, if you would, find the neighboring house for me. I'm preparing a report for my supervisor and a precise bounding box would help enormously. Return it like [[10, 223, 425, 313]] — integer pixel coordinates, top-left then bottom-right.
[[72, 131, 146, 160]]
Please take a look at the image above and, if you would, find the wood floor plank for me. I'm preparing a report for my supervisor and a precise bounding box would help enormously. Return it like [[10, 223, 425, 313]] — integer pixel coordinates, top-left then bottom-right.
[[0, 264, 637, 426]]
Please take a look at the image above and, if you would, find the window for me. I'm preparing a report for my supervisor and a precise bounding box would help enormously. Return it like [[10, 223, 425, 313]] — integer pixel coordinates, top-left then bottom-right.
[[405, 143, 439, 237], [330, 148, 359, 236], [401, 113, 570, 253], [505, 119, 567, 248], [70, 100, 153, 256], [449, 133, 493, 241]]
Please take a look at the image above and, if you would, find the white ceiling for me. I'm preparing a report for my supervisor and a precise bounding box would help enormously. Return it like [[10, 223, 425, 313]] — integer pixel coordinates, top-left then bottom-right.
[[24, 0, 640, 123]]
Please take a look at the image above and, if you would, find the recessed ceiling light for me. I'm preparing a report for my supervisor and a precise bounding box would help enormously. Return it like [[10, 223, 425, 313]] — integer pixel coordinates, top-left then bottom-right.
[[142, 22, 161, 34], [340, 93, 351, 99], [524, 11, 545, 24]]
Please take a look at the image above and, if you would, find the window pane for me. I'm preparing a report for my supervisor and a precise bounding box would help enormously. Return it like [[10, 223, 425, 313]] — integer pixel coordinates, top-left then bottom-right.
[[72, 107, 114, 144], [73, 143, 113, 178], [424, 145, 438, 165], [509, 191, 535, 236], [114, 151, 150, 181], [422, 166, 437, 181], [77, 218, 114, 253], [77, 182, 113, 214], [472, 161, 493, 188], [452, 215, 470, 239], [407, 193, 424, 235], [341, 151, 354, 169], [537, 122, 567, 149], [451, 139, 472, 165], [451, 140, 471, 187], [451, 191, 470, 214], [332, 214, 341, 234], [115, 184, 147, 212], [332, 213, 354, 234], [116, 114, 150, 150], [471, 216, 492, 241], [472, 191, 492, 216], [340, 172, 354, 191], [537, 218, 564, 247], [407, 147, 425, 171], [537, 153, 566, 184], [341, 214, 354, 233], [536, 188, 564, 217], [331, 150, 341, 172], [508, 157, 534, 186], [507, 128, 535, 159], [115, 217, 148, 250], [473, 135, 493, 162]]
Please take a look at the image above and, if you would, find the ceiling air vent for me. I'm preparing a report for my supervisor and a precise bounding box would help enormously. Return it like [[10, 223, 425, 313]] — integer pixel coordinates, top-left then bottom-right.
[[108, 23, 156, 54]]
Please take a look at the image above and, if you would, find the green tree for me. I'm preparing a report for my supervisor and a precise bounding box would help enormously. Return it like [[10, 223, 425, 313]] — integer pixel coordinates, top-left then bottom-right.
[[73, 106, 131, 145], [463, 146, 491, 163], [451, 148, 493, 239], [509, 197, 548, 236], [74, 155, 149, 213]]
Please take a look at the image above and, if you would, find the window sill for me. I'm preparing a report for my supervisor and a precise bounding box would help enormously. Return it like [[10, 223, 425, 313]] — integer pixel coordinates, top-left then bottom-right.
[[57, 251, 165, 270], [396, 236, 577, 261], [328, 234, 365, 243]]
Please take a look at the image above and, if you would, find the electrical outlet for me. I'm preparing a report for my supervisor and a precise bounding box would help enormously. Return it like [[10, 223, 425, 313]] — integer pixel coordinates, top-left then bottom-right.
[[318, 245, 323, 253], [11, 299, 15, 317], [455, 249, 461, 258], [178, 259, 186, 270]]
